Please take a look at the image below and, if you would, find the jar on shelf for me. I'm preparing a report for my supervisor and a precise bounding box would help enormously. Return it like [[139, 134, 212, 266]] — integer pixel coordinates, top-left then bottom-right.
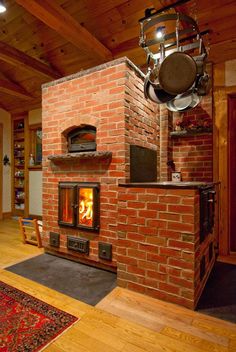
[[29, 154, 35, 166]]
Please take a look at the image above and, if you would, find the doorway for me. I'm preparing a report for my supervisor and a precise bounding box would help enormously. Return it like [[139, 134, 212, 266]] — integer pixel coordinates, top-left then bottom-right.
[[0, 123, 3, 220], [228, 94, 236, 253]]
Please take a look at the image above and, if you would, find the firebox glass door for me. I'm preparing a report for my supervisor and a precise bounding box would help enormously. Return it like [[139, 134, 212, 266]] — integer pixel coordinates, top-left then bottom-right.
[[59, 187, 75, 226], [77, 188, 94, 228]]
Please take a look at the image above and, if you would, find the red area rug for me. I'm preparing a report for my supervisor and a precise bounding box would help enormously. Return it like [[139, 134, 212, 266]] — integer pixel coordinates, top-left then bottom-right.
[[0, 280, 78, 352]]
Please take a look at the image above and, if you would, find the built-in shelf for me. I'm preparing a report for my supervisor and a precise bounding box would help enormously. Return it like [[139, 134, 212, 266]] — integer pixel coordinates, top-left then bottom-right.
[[14, 137, 24, 141], [170, 129, 212, 138], [28, 165, 42, 170], [48, 151, 112, 163]]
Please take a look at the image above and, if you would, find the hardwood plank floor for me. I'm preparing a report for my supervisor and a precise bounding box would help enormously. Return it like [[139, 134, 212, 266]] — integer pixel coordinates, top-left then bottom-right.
[[0, 219, 236, 352]]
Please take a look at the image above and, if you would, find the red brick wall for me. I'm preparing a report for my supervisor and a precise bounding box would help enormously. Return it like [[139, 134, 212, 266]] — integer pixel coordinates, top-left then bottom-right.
[[171, 94, 213, 182], [172, 133, 213, 182], [162, 82, 213, 182], [124, 68, 159, 180], [117, 186, 215, 309], [42, 58, 159, 269]]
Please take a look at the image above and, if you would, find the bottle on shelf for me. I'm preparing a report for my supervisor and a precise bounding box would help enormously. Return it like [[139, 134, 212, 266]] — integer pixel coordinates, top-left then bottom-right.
[[29, 154, 35, 166]]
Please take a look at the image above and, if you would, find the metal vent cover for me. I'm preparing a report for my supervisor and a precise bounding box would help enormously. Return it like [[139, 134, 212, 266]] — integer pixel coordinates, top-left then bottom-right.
[[67, 236, 89, 254], [49, 232, 60, 248]]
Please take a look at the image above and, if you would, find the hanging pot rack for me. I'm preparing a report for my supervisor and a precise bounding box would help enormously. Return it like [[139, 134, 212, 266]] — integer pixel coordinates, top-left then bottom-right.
[[139, 3, 211, 111]]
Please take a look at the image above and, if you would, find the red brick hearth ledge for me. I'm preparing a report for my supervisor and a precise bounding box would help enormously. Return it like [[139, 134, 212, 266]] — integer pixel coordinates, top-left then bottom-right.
[[47, 151, 112, 163], [119, 181, 213, 189]]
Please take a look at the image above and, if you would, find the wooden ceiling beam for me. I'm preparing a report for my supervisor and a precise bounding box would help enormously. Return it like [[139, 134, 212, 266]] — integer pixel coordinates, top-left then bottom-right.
[[0, 79, 33, 100], [15, 0, 112, 62], [0, 41, 61, 80]]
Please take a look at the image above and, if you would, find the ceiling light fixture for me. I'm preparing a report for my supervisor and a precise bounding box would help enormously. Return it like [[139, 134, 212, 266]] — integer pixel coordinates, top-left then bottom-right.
[[156, 26, 165, 39], [0, 1, 6, 13]]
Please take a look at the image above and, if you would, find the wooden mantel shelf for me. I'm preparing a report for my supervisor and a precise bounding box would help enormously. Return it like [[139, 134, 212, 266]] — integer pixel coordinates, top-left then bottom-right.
[[48, 151, 112, 163]]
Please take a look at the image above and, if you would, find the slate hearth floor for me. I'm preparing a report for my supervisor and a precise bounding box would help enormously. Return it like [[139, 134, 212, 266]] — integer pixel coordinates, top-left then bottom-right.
[[6, 253, 117, 306], [197, 261, 236, 323]]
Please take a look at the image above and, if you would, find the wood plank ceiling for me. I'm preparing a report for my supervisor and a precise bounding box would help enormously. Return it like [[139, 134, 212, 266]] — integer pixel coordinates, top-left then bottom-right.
[[0, 0, 236, 114]]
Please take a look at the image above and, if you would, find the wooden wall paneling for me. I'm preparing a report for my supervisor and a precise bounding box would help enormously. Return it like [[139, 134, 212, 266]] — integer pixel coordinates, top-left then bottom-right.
[[0, 123, 3, 220], [214, 68, 236, 257], [228, 93, 236, 252], [214, 88, 229, 256]]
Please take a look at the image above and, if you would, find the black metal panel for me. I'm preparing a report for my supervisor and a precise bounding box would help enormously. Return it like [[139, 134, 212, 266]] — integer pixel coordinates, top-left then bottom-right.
[[50, 232, 60, 248], [200, 186, 215, 243], [99, 242, 112, 261], [67, 236, 89, 254], [130, 145, 157, 182]]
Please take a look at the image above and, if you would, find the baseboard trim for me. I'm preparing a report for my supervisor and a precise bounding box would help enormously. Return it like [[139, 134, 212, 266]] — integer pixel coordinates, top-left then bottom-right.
[[29, 214, 42, 220], [2, 212, 12, 219], [217, 255, 236, 265]]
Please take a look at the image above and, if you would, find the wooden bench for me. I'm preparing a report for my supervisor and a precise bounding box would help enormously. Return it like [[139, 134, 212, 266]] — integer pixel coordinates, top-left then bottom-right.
[[19, 217, 42, 248]]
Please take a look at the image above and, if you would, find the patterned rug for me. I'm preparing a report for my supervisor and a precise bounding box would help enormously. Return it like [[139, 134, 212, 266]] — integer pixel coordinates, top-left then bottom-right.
[[0, 280, 78, 352]]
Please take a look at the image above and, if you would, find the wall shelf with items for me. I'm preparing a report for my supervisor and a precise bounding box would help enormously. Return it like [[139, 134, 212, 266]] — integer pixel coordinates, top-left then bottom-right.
[[12, 116, 29, 216], [170, 129, 212, 138]]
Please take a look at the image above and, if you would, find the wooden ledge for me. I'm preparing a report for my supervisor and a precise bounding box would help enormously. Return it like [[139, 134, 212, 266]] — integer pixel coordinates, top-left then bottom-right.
[[48, 151, 112, 163], [28, 165, 42, 170]]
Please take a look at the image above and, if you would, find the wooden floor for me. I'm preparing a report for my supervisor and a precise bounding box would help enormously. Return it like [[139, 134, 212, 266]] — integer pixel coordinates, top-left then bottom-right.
[[1, 219, 236, 352]]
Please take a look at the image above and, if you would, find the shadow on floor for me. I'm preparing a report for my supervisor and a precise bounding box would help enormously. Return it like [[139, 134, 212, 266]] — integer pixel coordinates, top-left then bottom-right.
[[6, 253, 117, 306], [197, 261, 236, 323]]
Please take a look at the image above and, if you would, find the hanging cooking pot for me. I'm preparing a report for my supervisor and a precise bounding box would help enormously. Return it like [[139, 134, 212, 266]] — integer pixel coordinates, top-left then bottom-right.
[[158, 51, 197, 95], [196, 72, 211, 96], [158, 16, 197, 96], [166, 90, 201, 112], [144, 70, 176, 103], [144, 43, 176, 104], [193, 53, 207, 75]]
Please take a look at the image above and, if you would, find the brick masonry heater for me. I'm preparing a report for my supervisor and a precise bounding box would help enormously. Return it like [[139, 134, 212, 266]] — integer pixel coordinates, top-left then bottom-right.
[[42, 57, 216, 310]]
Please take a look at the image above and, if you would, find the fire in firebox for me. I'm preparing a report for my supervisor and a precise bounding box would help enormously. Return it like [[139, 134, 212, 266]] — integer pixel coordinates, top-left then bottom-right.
[[79, 188, 93, 227], [58, 182, 100, 231]]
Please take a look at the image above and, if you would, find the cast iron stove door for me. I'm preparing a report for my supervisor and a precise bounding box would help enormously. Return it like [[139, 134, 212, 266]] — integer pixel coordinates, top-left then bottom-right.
[[58, 182, 77, 227], [58, 182, 100, 231]]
